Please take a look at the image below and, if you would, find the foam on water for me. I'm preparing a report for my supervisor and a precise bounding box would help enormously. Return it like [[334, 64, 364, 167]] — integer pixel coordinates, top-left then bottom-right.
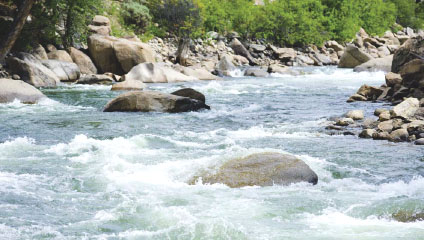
[[0, 67, 423, 239]]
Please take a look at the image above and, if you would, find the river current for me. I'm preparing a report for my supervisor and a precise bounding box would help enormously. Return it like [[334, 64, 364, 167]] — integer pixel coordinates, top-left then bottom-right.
[[0, 67, 423, 239]]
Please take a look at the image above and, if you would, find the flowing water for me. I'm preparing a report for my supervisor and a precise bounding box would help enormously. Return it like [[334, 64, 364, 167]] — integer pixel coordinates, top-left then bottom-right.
[[0, 67, 423, 239]]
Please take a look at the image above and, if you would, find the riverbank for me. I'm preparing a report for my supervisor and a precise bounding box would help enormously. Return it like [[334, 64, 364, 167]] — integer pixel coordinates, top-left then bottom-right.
[[1, 67, 423, 239]]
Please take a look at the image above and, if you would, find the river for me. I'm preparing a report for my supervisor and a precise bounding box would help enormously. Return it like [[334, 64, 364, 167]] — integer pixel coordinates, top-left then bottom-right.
[[0, 67, 423, 239]]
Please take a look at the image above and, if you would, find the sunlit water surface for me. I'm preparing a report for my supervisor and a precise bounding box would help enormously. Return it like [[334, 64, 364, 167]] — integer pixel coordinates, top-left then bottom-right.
[[0, 67, 423, 239]]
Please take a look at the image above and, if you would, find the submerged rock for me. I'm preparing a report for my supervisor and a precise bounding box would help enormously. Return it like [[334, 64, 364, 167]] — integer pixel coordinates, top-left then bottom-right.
[[190, 152, 318, 188], [103, 90, 209, 113], [0, 78, 46, 104], [77, 74, 114, 85], [392, 211, 424, 222]]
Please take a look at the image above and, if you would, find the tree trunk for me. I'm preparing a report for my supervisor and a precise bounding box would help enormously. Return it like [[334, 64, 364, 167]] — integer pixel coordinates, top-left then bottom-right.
[[176, 38, 190, 66], [0, 0, 36, 64]]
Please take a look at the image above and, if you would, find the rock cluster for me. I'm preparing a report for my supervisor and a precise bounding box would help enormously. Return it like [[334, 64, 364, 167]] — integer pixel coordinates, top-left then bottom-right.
[[327, 98, 424, 145], [338, 28, 420, 72], [348, 35, 424, 105]]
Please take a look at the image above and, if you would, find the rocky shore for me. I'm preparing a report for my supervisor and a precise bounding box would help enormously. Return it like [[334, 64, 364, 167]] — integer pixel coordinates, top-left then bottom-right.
[[1, 15, 424, 146], [328, 35, 424, 145]]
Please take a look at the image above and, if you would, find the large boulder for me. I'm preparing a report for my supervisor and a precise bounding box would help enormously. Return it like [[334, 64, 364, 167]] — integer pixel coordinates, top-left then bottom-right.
[[392, 36, 424, 73], [113, 38, 156, 73], [88, 35, 155, 75], [189, 152, 318, 188], [103, 90, 210, 112], [338, 45, 373, 68], [391, 98, 420, 120], [47, 50, 73, 63], [69, 47, 97, 74], [6, 53, 59, 87], [124, 63, 197, 83], [0, 78, 46, 104], [230, 38, 256, 65], [353, 55, 393, 72], [41, 60, 80, 82]]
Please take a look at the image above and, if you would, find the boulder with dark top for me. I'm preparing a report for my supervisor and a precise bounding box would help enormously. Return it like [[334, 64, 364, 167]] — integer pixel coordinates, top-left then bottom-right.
[[103, 90, 210, 113], [171, 88, 206, 104], [189, 152, 318, 188], [6, 53, 59, 87], [0, 78, 46, 104], [391, 36, 424, 73]]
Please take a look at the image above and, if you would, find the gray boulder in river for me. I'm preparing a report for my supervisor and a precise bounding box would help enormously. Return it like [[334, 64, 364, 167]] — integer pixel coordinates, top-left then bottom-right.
[[0, 78, 46, 104], [6, 52, 59, 87], [190, 152, 318, 188], [104, 90, 210, 113]]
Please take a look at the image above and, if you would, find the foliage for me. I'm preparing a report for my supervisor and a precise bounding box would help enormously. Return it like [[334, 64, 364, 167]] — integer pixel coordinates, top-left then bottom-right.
[[147, 0, 202, 39], [121, 0, 151, 34], [11, 0, 101, 50], [388, 0, 424, 29]]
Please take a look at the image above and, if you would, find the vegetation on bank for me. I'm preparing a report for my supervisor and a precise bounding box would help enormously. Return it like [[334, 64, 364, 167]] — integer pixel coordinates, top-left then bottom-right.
[[0, 0, 424, 56]]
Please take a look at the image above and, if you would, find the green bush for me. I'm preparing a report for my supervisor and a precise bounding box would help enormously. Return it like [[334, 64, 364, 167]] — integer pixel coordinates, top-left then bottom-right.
[[121, 0, 152, 34]]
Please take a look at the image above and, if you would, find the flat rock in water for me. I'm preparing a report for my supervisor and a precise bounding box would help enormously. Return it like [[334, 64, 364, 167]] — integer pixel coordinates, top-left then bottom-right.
[[103, 90, 209, 113], [190, 152, 318, 188], [0, 78, 46, 104]]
